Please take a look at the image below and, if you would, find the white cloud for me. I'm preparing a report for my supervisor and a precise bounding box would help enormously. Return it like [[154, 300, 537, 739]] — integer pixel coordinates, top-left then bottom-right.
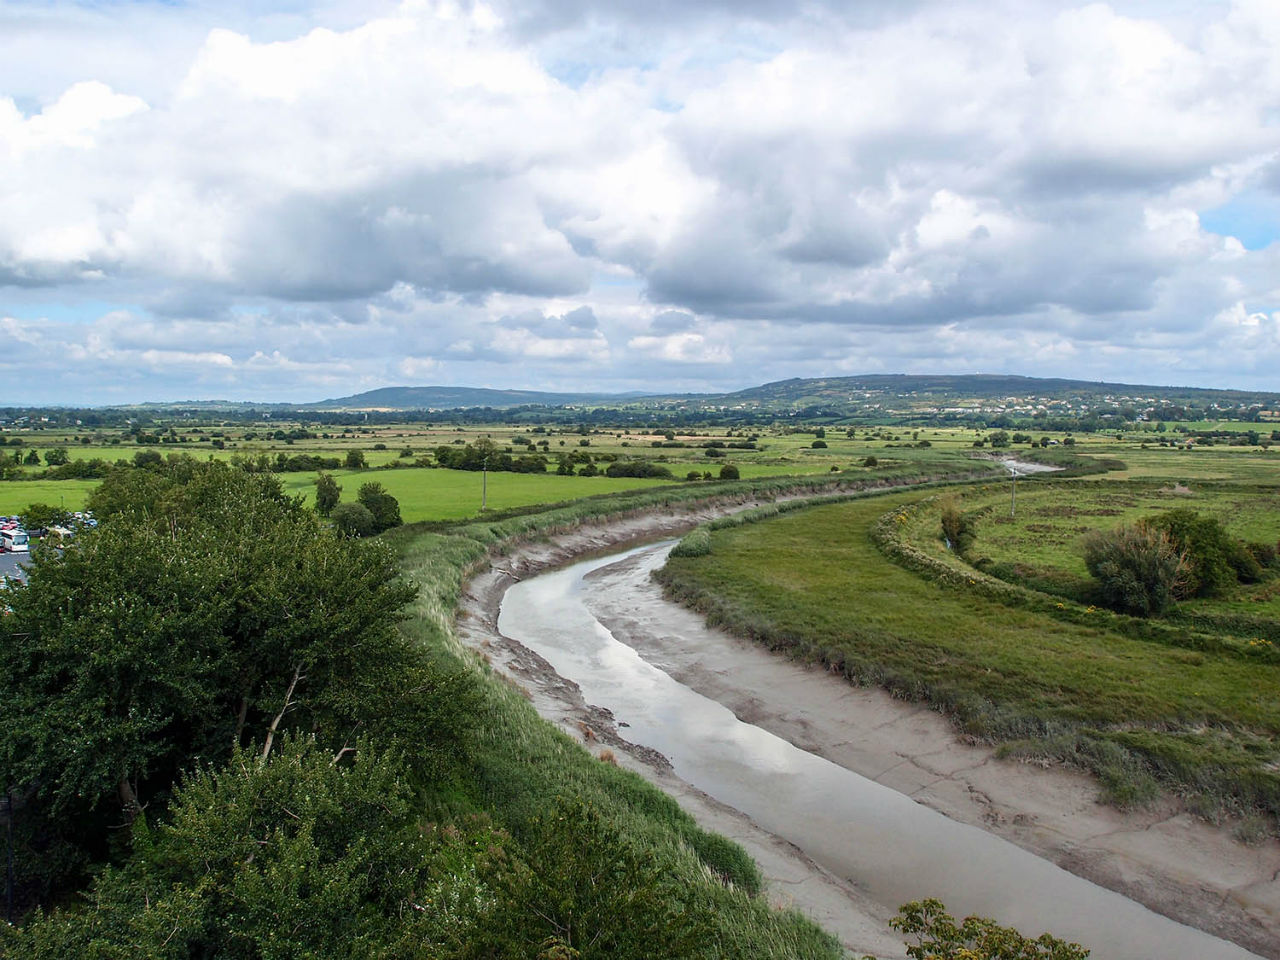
[[627, 331, 731, 364], [2, 0, 1280, 399]]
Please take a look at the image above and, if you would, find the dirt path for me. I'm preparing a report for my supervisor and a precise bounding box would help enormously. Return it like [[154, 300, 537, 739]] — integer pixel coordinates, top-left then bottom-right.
[[455, 499, 1280, 959]]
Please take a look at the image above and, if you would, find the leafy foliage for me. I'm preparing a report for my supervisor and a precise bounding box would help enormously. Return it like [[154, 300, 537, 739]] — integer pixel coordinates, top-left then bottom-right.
[[1, 460, 467, 903], [331, 499, 376, 536], [313, 470, 341, 516], [940, 498, 977, 556], [878, 899, 1089, 960], [1, 738, 497, 958], [1147, 508, 1262, 597], [1082, 523, 1189, 616], [18, 501, 72, 530], [357, 480, 403, 532]]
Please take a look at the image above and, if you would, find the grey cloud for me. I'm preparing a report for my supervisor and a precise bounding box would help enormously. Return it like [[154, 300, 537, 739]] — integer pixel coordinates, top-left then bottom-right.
[[649, 310, 695, 333], [230, 174, 591, 304]]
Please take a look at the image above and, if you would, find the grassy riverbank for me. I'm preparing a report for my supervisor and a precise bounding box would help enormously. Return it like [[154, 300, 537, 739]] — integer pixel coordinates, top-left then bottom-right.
[[656, 488, 1280, 826], [372, 463, 1006, 956], [388, 528, 846, 958]]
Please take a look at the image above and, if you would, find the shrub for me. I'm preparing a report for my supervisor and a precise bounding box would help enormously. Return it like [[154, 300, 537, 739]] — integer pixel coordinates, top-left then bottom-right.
[[670, 528, 712, 558], [811, 440, 828, 449], [1148, 508, 1259, 596], [939, 499, 977, 556], [20, 503, 72, 531], [605, 461, 674, 479], [886, 899, 1089, 960], [718, 464, 740, 481], [1082, 524, 1189, 616], [358, 482, 403, 532], [862, 456, 878, 467], [331, 501, 376, 537]]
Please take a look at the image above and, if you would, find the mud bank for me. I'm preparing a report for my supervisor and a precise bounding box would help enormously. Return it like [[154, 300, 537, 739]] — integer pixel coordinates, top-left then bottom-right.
[[454, 499, 1279, 958]]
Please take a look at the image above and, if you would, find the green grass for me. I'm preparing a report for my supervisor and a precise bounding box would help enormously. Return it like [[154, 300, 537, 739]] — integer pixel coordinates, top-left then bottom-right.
[[656, 493, 1280, 819], [277, 467, 676, 522], [0, 480, 97, 515], [909, 479, 1280, 624]]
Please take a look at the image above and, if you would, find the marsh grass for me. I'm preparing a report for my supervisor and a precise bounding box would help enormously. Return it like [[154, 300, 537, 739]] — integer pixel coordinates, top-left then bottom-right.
[[657, 491, 1280, 822]]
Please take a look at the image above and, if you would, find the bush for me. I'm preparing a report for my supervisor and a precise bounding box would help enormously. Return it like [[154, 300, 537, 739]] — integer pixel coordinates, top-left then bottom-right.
[[886, 899, 1089, 960], [862, 456, 878, 467], [1083, 524, 1189, 616], [1148, 509, 1259, 596], [811, 440, 827, 449], [939, 499, 977, 556], [358, 482, 402, 533], [19, 503, 71, 531], [331, 501, 376, 537], [670, 528, 712, 558], [718, 464, 740, 481], [605, 461, 674, 479]]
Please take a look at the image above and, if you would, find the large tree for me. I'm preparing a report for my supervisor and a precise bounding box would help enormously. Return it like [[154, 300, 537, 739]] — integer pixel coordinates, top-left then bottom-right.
[[314, 471, 341, 516], [0, 461, 449, 902]]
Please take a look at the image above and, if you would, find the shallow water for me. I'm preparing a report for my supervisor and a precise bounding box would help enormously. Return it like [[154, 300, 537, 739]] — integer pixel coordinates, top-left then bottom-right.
[[498, 541, 1264, 960]]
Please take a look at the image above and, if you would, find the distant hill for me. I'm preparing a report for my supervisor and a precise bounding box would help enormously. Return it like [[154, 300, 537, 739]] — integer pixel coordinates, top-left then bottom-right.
[[720, 374, 1276, 405], [307, 375, 1277, 417], [308, 385, 650, 410]]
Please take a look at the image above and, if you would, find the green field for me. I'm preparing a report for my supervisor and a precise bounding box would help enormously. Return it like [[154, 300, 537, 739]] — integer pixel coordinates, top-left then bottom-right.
[[657, 489, 1280, 822], [279, 467, 677, 522], [908, 480, 1280, 621], [5, 417, 1276, 527], [0, 480, 97, 515]]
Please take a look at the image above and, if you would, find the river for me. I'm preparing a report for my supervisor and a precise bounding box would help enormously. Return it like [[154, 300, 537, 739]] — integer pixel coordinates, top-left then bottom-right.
[[497, 540, 1266, 960]]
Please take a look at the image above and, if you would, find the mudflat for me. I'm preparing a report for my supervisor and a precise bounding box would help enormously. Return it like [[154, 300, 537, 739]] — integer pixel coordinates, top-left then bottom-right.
[[456, 500, 1280, 958]]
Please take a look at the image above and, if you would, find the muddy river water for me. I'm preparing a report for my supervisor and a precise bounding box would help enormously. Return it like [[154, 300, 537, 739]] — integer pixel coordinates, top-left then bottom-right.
[[497, 540, 1265, 960]]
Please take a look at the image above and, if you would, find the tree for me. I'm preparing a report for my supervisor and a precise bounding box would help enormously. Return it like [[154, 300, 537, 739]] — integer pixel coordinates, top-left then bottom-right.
[[345, 448, 367, 469], [24, 449, 40, 465], [881, 899, 1089, 960], [1147, 508, 1260, 597], [1083, 523, 1189, 615], [314, 472, 341, 516], [331, 501, 376, 537], [357, 482, 402, 533], [0, 461, 429, 902], [43, 447, 70, 466], [1, 738, 477, 958], [19, 502, 72, 531]]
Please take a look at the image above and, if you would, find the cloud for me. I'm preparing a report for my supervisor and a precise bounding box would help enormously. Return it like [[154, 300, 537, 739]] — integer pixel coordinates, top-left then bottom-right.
[[2, 0, 1280, 400]]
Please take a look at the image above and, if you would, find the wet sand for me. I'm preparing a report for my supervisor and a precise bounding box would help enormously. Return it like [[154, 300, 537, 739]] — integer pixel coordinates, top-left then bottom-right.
[[454, 498, 1280, 958]]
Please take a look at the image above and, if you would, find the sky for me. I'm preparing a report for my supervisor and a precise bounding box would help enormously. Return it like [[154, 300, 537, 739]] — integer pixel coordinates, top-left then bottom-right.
[[1, 0, 1279, 404]]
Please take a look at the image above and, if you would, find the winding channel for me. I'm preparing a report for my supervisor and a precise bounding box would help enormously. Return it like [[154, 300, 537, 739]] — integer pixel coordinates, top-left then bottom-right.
[[497, 540, 1264, 960]]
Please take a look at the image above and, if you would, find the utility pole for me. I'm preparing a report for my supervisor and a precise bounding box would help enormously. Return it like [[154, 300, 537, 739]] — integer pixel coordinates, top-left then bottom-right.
[[1010, 467, 1018, 517], [481, 456, 488, 512]]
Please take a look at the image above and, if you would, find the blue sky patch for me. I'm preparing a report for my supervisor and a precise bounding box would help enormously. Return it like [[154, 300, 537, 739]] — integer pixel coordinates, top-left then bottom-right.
[[1199, 190, 1280, 251]]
